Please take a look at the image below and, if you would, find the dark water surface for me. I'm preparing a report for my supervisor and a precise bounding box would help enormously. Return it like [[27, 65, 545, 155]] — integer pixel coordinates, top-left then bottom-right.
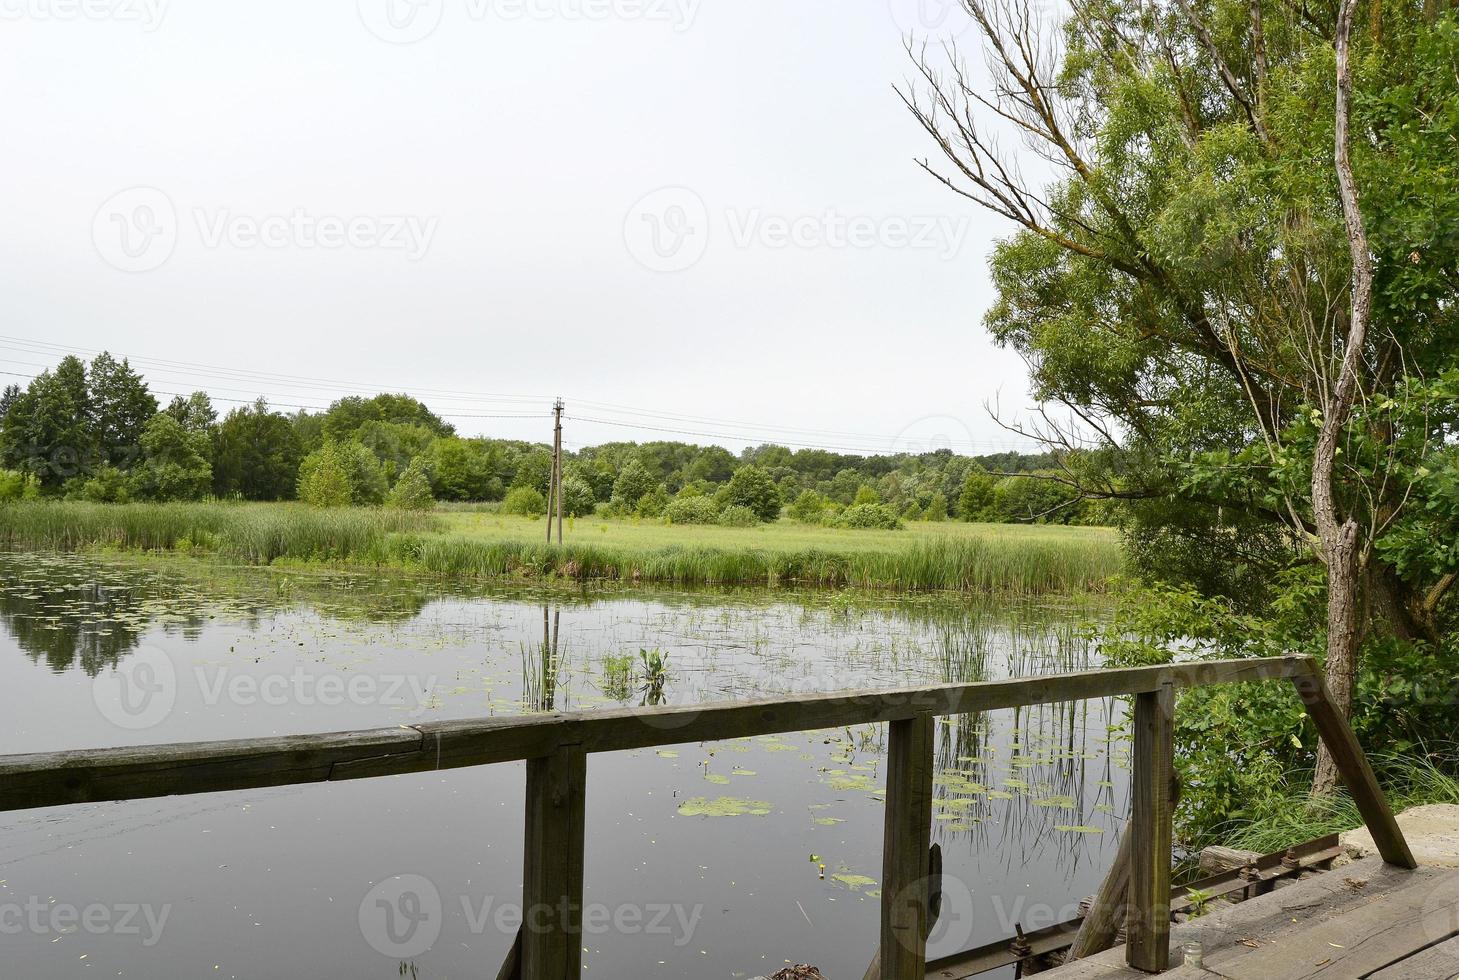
[[0, 553, 1126, 979]]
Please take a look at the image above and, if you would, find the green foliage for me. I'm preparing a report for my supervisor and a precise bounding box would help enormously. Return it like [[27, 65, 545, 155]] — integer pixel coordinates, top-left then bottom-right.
[[426, 438, 502, 502], [664, 495, 720, 525], [132, 414, 212, 502], [635, 485, 670, 519], [831, 503, 903, 530], [717, 504, 760, 527], [386, 457, 435, 511], [296, 443, 355, 508], [559, 475, 597, 518], [611, 458, 659, 509], [923, 492, 949, 522], [72, 465, 132, 504], [501, 485, 547, 517], [725, 465, 782, 522], [0, 470, 37, 502], [959, 468, 997, 522], [321, 394, 453, 442], [852, 485, 880, 506], [788, 490, 830, 524], [87, 352, 156, 468], [214, 400, 303, 501]]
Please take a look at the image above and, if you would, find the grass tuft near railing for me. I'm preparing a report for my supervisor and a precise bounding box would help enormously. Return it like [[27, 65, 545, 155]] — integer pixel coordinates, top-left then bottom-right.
[[0, 501, 1120, 595]]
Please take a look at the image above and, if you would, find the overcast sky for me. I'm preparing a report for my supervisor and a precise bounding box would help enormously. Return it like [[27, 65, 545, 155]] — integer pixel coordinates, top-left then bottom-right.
[[0, 0, 1043, 456]]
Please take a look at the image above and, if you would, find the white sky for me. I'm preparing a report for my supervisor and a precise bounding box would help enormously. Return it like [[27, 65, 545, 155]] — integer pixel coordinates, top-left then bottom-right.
[[0, 0, 1042, 457]]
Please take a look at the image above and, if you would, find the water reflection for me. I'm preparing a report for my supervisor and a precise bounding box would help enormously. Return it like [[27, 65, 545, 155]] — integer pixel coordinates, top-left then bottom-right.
[[0, 552, 1125, 980]]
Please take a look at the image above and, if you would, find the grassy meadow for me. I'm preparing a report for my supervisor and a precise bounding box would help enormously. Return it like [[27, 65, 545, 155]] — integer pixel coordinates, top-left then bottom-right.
[[0, 500, 1122, 595]]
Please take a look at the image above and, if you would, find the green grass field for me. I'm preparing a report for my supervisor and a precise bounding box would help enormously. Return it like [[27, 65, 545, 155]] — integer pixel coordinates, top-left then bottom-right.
[[0, 501, 1122, 595]]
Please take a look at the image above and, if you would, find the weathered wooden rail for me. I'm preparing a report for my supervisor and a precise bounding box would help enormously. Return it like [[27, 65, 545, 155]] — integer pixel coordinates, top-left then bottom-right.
[[0, 654, 1416, 977]]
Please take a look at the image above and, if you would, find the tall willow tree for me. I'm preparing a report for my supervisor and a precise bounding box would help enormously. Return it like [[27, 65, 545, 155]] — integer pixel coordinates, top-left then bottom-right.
[[904, 1, 1459, 791]]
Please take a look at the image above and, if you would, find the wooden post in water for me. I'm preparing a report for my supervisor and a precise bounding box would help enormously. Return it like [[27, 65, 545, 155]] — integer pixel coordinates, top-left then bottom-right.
[[521, 744, 586, 979], [880, 713, 935, 979], [1126, 682, 1174, 973]]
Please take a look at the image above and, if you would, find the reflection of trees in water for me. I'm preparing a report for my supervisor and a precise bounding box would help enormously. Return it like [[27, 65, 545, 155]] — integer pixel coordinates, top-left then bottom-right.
[[0, 578, 143, 676], [0, 553, 441, 677]]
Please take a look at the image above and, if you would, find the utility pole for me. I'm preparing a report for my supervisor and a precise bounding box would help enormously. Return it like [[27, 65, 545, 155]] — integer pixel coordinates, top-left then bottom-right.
[[549, 399, 564, 545]]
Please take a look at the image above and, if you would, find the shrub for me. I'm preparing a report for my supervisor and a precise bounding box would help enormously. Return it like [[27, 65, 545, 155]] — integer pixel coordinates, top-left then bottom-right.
[[386, 457, 435, 511], [664, 496, 720, 525], [560, 475, 597, 517], [635, 486, 670, 518], [297, 445, 354, 508], [788, 490, 830, 524], [74, 465, 132, 503], [853, 485, 881, 506], [725, 465, 782, 522], [0, 470, 34, 502], [923, 492, 949, 522], [501, 485, 547, 517], [831, 503, 903, 530], [717, 504, 760, 527]]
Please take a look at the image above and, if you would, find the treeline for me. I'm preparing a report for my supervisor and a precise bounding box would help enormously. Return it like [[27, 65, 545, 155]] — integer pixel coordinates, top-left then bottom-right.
[[0, 353, 1103, 525]]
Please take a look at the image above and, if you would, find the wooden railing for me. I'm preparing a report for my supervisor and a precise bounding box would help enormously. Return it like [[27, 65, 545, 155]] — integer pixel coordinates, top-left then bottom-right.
[[0, 654, 1416, 978]]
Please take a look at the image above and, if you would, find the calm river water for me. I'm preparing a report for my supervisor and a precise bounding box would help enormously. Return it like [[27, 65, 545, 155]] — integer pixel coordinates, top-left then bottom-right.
[[0, 553, 1125, 979]]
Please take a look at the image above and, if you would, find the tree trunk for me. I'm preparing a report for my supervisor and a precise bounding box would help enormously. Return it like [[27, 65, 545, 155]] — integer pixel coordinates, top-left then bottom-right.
[[1312, 0, 1373, 798]]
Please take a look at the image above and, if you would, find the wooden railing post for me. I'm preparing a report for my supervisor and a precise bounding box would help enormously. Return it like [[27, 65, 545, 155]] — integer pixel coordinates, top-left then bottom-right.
[[1127, 682, 1174, 973], [1291, 674, 1416, 869], [521, 744, 587, 979], [880, 712, 935, 980]]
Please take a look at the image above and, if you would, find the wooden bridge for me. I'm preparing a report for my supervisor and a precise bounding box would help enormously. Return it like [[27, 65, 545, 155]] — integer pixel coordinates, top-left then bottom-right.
[[0, 654, 1419, 978]]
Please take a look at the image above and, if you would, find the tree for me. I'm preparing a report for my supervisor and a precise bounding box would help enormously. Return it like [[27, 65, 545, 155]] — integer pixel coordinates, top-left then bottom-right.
[[132, 414, 212, 501], [386, 457, 435, 511], [3, 356, 94, 488], [725, 465, 783, 522], [88, 353, 156, 468], [610, 458, 658, 510], [297, 440, 387, 506], [321, 394, 454, 442], [213, 400, 303, 500], [358, 420, 438, 482], [163, 392, 217, 435], [426, 438, 500, 501], [297, 443, 354, 508], [959, 468, 997, 523], [904, 0, 1459, 776]]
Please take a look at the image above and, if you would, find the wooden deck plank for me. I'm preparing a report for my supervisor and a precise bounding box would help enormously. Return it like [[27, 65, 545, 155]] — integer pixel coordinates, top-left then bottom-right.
[[1366, 934, 1459, 978]]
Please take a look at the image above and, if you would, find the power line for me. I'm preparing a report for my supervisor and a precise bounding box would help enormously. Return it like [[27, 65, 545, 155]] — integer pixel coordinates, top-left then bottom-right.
[[0, 332, 1031, 455]]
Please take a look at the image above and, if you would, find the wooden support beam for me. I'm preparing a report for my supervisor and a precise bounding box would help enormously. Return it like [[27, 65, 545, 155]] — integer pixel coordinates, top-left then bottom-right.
[[880, 713, 935, 980], [521, 744, 587, 979], [1067, 818, 1134, 960], [1127, 683, 1175, 973], [1291, 674, 1416, 869]]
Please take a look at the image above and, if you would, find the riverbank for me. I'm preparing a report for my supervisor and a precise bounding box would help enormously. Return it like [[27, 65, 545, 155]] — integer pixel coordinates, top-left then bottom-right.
[[0, 501, 1121, 594]]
